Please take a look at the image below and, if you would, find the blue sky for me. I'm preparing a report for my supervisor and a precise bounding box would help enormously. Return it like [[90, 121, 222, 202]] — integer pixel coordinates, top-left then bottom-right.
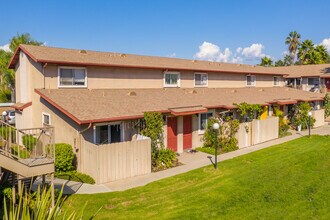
[[1, 0, 330, 64]]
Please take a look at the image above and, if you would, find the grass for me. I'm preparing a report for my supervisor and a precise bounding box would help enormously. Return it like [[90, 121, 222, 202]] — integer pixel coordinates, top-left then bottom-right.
[[63, 135, 330, 219], [55, 171, 95, 184]]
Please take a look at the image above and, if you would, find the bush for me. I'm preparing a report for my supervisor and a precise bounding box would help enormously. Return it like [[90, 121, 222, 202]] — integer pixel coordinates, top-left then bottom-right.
[[274, 107, 291, 137], [55, 143, 75, 172], [153, 148, 177, 171], [0, 127, 16, 142], [22, 134, 37, 151], [11, 144, 30, 159], [55, 171, 95, 184], [290, 102, 315, 130]]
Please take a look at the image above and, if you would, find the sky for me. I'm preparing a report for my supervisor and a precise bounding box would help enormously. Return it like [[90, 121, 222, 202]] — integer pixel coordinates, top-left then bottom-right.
[[1, 0, 330, 65]]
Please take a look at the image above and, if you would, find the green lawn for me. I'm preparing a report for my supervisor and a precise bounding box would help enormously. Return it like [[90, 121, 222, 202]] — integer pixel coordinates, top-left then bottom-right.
[[63, 135, 330, 219]]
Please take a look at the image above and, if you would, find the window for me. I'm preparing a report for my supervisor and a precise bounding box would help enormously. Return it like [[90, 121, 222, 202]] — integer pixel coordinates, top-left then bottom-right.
[[246, 75, 256, 86], [95, 124, 122, 144], [198, 112, 213, 132], [195, 73, 208, 87], [273, 76, 280, 86], [42, 113, 51, 126], [164, 72, 180, 87], [308, 78, 319, 86], [59, 67, 87, 87]]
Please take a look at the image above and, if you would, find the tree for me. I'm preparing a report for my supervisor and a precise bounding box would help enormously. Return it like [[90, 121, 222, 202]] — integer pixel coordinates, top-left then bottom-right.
[[9, 33, 43, 52], [297, 40, 330, 65], [275, 60, 284, 67], [0, 33, 43, 102], [285, 31, 301, 65], [283, 54, 291, 66], [324, 93, 330, 118], [259, 56, 273, 67]]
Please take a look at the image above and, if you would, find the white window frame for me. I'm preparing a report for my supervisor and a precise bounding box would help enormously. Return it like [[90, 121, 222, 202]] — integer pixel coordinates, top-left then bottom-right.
[[273, 76, 280, 86], [246, 75, 256, 87], [58, 66, 88, 88], [93, 122, 124, 144], [198, 111, 214, 134], [42, 112, 51, 126], [163, 71, 180, 87], [194, 72, 208, 87]]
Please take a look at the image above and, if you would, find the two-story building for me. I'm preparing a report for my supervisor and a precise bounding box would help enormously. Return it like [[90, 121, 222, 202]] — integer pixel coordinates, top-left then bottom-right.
[[268, 64, 330, 92], [8, 45, 325, 183]]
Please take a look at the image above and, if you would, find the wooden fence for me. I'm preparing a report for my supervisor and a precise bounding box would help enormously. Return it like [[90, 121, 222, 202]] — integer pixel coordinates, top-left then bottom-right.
[[237, 116, 279, 148], [80, 139, 151, 184]]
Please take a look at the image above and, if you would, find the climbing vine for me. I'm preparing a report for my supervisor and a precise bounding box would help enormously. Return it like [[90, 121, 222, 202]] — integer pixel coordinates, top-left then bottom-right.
[[234, 102, 263, 121]]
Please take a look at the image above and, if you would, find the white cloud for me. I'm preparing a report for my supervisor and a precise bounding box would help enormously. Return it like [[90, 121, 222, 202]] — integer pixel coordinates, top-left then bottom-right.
[[241, 43, 265, 59], [320, 38, 330, 52], [194, 41, 268, 64], [194, 41, 232, 63], [167, 53, 176, 58], [0, 43, 10, 52]]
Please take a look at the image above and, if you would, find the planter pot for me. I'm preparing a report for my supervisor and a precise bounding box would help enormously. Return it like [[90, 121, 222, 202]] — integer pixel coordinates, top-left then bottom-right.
[[297, 125, 302, 132]]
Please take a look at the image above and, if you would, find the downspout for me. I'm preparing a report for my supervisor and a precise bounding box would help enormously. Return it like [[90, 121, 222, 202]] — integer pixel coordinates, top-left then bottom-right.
[[77, 123, 92, 172], [42, 63, 48, 89]]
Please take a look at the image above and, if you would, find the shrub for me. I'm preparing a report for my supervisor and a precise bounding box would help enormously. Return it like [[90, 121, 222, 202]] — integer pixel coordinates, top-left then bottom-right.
[[202, 116, 239, 153], [55, 143, 75, 172], [22, 134, 37, 151], [55, 171, 95, 184], [153, 148, 177, 171], [274, 107, 291, 137], [11, 144, 30, 159], [324, 93, 330, 118], [0, 127, 16, 142], [290, 102, 315, 130]]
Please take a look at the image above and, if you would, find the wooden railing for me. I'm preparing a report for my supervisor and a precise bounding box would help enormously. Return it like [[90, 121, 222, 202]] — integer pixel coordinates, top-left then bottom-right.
[[0, 120, 55, 167]]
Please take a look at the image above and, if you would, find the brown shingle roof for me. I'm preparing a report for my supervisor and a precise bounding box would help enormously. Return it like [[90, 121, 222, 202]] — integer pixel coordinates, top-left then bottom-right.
[[9, 45, 282, 75], [268, 64, 330, 78], [35, 87, 324, 124]]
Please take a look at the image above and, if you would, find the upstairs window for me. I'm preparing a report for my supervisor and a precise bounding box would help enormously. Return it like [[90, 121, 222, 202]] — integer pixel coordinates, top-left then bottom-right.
[[59, 67, 87, 87], [273, 76, 280, 86], [246, 75, 256, 86], [195, 73, 208, 87], [308, 78, 319, 86], [164, 72, 180, 87]]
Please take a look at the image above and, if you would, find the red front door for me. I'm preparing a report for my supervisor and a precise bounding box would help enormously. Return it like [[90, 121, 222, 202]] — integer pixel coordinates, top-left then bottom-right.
[[183, 115, 192, 150], [167, 117, 177, 152], [326, 79, 330, 92]]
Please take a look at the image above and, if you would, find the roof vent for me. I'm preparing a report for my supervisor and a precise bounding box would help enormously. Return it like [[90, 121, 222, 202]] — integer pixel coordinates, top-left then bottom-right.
[[192, 60, 197, 63], [120, 53, 127, 58], [231, 89, 237, 93], [128, 91, 137, 96], [258, 89, 264, 92], [79, 50, 87, 54], [189, 90, 197, 94]]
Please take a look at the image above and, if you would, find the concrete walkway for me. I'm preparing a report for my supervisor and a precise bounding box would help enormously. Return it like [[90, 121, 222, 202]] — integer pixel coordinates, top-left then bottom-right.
[[33, 124, 330, 194]]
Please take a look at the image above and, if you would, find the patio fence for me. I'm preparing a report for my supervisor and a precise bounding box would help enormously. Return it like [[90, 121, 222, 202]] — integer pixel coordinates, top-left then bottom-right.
[[80, 139, 151, 184], [237, 116, 279, 148]]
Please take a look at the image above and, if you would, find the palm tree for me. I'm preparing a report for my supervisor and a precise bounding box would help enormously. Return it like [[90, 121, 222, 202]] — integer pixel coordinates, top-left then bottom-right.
[[283, 54, 291, 66], [298, 40, 317, 64], [9, 33, 43, 52], [315, 45, 330, 63], [260, 56, 273, 67], [285, 31, 301, 65]]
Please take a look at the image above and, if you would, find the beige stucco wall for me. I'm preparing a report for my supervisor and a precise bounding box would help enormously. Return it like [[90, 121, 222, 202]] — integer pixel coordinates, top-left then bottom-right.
[[41, 64, 285, 90]]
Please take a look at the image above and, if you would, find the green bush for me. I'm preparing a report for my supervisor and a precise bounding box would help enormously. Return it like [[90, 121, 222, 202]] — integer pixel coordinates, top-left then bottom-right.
[[11, 144, 30, 159], [290, 102, 316, 130], [153, 148, 177, 171], [55, 143, 75, 172], [0, 127, 16, 142], [22, 134, 37, 151], [55, 171, 95, 184], [274, 107, 291, 137]]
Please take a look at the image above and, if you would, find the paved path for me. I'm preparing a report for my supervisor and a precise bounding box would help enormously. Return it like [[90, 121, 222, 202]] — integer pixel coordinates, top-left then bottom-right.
[[33, 124, 330, 194]]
